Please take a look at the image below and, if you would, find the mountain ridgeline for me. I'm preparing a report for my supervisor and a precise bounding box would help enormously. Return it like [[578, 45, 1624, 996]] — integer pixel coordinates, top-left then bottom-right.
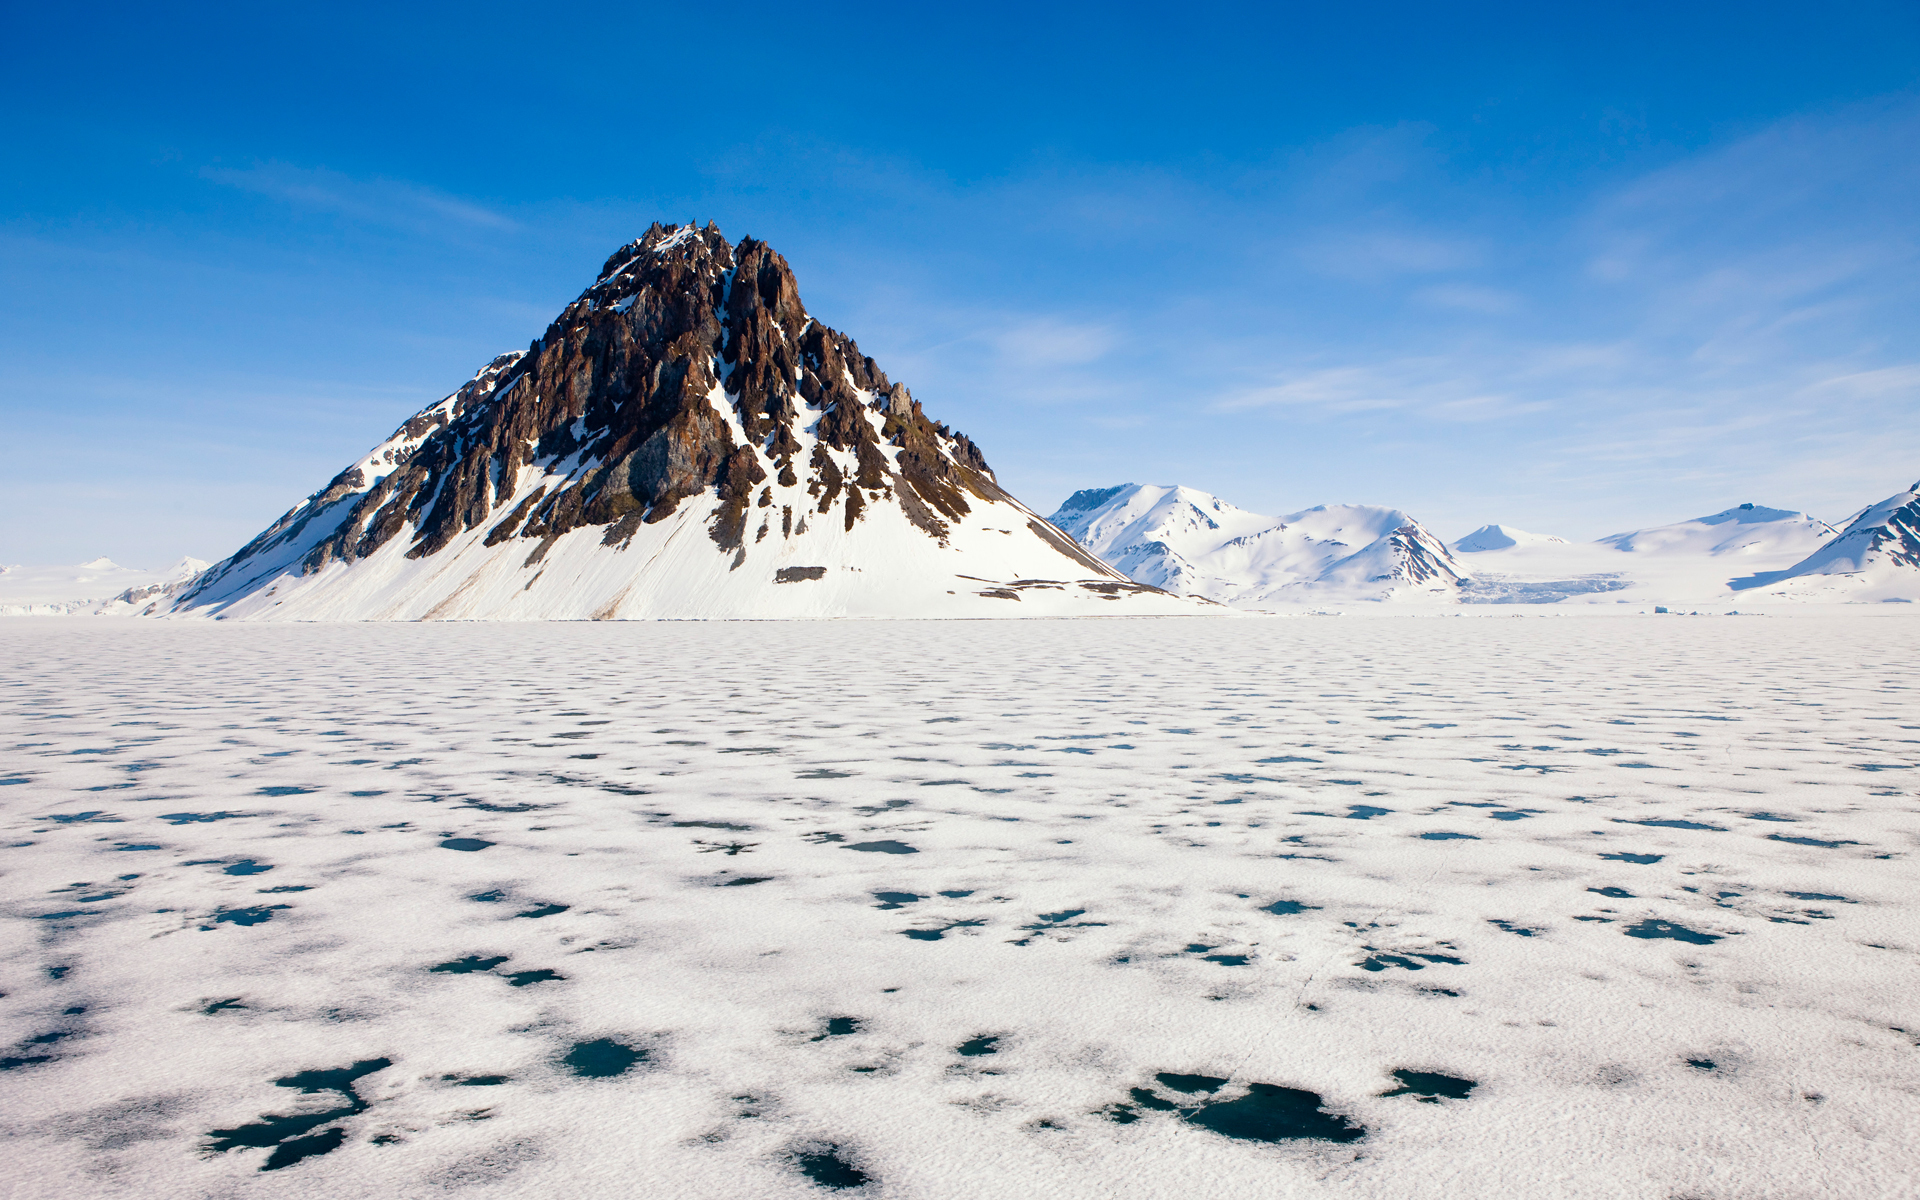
[[166, 223, 1193, 620]]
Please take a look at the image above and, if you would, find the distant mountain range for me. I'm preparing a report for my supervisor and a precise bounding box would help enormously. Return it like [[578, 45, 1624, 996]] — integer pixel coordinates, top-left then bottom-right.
[[1048, 485, 1463, 606], [120, 224, 1205, 621], [1048, 485, 1920, 607], [0, 557, 207, 616], [3, 221, 1912, 619]]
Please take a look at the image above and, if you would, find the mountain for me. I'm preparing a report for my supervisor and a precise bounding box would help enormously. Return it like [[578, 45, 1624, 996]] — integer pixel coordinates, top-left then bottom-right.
[[160, 224, 1206, 621], [1733, 480, 1920, 600], [1597, 503, 1835, 559], [1047, 484, 1464, 606], [0, 557, 208, 616], [1453, 524, 1568, 553], [1447, 502, 1841, 605]]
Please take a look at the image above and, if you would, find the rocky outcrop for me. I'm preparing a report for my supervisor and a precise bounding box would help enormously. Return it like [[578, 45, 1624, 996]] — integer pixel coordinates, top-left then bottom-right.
[[158, 224, 1190, 622], [177, 223, 1033, 610]]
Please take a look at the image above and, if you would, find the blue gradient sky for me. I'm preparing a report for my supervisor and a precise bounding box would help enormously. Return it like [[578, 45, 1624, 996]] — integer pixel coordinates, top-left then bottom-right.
[[5, 1, 1919, 565]]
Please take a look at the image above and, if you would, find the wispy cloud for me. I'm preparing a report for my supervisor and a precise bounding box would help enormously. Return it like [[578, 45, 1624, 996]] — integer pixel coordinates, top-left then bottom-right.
[[203, 162, 517, 234]]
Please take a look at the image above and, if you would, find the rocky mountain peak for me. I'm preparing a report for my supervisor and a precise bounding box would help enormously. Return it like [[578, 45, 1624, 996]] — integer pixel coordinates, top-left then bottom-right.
[[218, 223, 1016, 582], [165, 223, 1155, 621]]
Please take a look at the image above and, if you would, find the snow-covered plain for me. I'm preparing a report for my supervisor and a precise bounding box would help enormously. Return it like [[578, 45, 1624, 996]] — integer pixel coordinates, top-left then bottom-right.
[[3, 616, 1917, 1199], [0, 558, 208, 617]]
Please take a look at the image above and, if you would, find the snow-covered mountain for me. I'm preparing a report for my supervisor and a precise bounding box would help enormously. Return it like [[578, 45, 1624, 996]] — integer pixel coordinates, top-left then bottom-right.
[[1597, 503, 1836, 558], [0, 557, 207, 616], [157, 224, 1207, 621], [1453, 525, 1568, 553], [1448, 502, 1845, 605], [1733, 480, 1920, 601], [1047, 484, 1464, 606]]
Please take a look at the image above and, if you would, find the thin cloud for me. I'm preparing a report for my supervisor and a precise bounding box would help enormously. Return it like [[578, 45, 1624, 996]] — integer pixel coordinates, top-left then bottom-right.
[[203, 162, 517, 233]]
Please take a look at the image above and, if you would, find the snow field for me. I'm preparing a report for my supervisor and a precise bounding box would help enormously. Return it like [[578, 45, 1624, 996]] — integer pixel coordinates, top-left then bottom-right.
[[1, 615, 1917, 1199]]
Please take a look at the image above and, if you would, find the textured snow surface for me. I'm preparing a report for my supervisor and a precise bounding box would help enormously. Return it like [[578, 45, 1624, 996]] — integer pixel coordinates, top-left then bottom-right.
[[3, 616, 1918, 1199]]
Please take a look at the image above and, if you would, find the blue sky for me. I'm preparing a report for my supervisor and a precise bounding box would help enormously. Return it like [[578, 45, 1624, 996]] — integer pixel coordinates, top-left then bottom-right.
[[5, 1, 1919, 565]]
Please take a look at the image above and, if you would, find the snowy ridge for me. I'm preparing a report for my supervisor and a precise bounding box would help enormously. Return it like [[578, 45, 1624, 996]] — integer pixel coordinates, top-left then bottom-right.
[[1049, 484, 1465, 607], [0, 557, 208, 616], [158, 224, 1209, 621], [1598, 503, 1836, 558], [1734, 480, 1920, 601], [1452, 525, 1568, 553]]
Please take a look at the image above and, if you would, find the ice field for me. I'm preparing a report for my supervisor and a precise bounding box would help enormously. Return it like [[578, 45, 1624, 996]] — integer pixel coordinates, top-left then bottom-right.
[[2, 615, 1917, 1199]]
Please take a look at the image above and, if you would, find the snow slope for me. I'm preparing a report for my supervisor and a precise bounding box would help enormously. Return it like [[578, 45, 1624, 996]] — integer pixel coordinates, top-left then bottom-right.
[[1458, 503, 1845, 607], [1734, 480, 1920, 602], [1451, 525, 1567, 553], [160, 225, 1205, 622], [4, 617, 1916, 1199], [0, 557, 207, 616], [1048, 484, 1463, 606]]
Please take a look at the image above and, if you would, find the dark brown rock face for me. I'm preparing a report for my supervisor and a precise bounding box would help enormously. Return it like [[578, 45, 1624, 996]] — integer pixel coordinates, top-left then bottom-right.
[[280, 222, 1015, 576]]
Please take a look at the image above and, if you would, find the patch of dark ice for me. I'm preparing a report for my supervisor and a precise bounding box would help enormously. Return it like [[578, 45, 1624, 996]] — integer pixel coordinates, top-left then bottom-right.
[[956, 1035, 999, 1057], [256, 787, 315, 797], [1380, 1069, 1477, 1102], [561, 1038, 647, 1078], [1108, 1075, 1365, 1144], [902, 919, 985, 941], [205, 1057, 390, 1171], [1261, 899, 1319, 915], [439, 838, 494, 852], [223, 860, 272, 875], [1417, 831, 1477, 840], [845, 841, 916, 854], [791, 1142, 871, 1190], [1488, 920, 1539, 937], [812, 1017, 862, 1040], [200, 905, 290, 929], [515, 903, 569, 918], [1767, 833, 1860, 848], [1615, 818, 1725, 831], [1155, 1071, 1227, 1094], [872, 892, 922, 909], [1624, 919, 1722, 944], [1359, 948, 1464, 971], [430, 955, 510, 974], [505, 969, 564, 987], [1600, 852, 1663, 864]]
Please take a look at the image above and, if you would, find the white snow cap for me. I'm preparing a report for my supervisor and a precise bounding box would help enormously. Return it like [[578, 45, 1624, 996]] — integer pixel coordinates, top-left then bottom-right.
[[1452, 525, 1569, 553], [1049, 483, 1464, 607]]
